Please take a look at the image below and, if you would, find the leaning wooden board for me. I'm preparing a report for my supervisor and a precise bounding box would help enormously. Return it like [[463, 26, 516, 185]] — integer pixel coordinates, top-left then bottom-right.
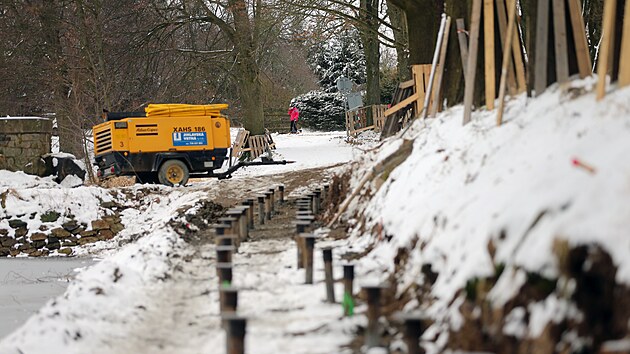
[[496, 0, 518, 126], [596, 0, 617, 100], [552, 0, 569, 84], [534, 0, 550, 96], [431, 16, 452, 118], [463, 0, 482, 125], [508, 0, 527, 93], [484, 0, 496, 110], [495, 0, 518, 95], [567, 0, 592, 78]]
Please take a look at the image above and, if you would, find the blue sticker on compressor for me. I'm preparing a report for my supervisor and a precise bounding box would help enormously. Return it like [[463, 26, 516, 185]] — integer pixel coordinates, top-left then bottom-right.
[[172, 132, 208, 146]]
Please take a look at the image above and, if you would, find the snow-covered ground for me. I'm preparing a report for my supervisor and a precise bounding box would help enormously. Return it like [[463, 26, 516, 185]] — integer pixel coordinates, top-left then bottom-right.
[[2, 80, 629, 353], [0, 129, 375, 353], [331, 79, 630, 352]]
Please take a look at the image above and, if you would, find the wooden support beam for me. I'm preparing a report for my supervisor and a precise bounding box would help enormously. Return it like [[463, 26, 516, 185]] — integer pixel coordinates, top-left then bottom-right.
[[552, 0, 570, 84], [384, 92, 421, 117], [596, 0, 618, 100], [496, 0, 518, 126], [495, 0, 518, 95], [534, 0, 550, 96], [463, 0, 482, 125], [456, 18, 469, 77], [431, 16, 452, 118], [619, 0, 630, 87], [484, 0, 496, 110], [567, 0, 593, 78], [399, 79, 415, 89]]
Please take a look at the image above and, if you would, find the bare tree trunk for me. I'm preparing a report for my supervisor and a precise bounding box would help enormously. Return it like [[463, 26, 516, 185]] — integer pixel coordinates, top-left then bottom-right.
[[390, 0, 444, 64], [360, 0, 381, 105], [230, 0, 265, 134], [387, 0, 411, 81]]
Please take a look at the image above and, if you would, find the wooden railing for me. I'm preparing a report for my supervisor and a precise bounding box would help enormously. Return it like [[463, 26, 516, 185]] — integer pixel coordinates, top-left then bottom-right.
[[346, 105, 388, 137]]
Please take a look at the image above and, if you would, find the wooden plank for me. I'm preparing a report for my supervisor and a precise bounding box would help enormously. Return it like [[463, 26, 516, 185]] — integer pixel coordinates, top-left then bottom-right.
[[534, 0, 550, 96], [496, 0, 518, 126], [384, 92, 421, 117], [619, 0, 630, 87], [567, 0, 593, 78], [552, 0, 570, 84], [399, 79, 415, 89], [422, 15, 447, 119], [463, 0, 482, 125], [596, 0, 617, 100], [495, 0, 518, 95], [484, 0, 496, 110], [431, 16, 452, 117], [456, 18, 469, 77], [412, 65, 425, 117], [510, 5, 527, 92]]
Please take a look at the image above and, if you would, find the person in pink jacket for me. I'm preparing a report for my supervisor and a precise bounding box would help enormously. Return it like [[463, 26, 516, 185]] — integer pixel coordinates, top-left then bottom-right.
[[288, 106, 299, 133]]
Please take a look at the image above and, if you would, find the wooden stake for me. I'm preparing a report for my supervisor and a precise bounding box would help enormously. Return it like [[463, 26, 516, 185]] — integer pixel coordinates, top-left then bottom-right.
[[456, 18, 469, 77], [552, 0, 570, 84], [619, 0, 630, 87], [484, 0, 496, 110], [567, 0, 593, 78], [463, 0, 482, 125], [535, 0, 550, 96], [496, 0, 518, 126], [431, 16, 452, 117], [596, 0, 618, 100], [422, 15, 447, 119], [495, 0, 518, 95]]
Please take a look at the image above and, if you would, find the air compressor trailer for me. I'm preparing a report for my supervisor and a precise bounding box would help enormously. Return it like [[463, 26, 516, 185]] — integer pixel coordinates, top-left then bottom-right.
[[93, 104, 286, 186]]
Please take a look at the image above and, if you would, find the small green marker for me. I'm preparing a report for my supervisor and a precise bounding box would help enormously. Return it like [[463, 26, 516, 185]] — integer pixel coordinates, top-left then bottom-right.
[[342, 291, 355, 317]]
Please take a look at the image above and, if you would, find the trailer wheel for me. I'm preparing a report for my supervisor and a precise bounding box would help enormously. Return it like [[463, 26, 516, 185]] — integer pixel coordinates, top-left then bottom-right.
[[158, 160, 189, 186]]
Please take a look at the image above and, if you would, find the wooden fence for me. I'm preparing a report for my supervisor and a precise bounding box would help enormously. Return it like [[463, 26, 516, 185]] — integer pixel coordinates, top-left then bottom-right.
[[346, 105, 388, 137]]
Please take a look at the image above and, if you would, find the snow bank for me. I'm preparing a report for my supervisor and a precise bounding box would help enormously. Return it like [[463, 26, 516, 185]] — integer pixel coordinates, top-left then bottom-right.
[[337, 80, 630, 345]]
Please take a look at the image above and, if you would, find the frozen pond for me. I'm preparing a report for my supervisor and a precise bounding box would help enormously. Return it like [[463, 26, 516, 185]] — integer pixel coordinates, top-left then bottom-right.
[[0, 257, 95, 339]]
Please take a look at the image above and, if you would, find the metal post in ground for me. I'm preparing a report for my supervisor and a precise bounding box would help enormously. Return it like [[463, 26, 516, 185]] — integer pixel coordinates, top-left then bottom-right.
[[343, 264, 355, 316], [278, 185, 285, 204], [226, 210, 245, 244], [296, 214, 315, 223], [215, 234, 237, 247], [264, 192, 272, 220], [323, 248, 335, 303], [295, 220, 311, 269], [314, 188, 322, 214], [217, 262, 233, 287], [224, 315, 247, 354], [268, 188, 275, 215], [244, 199, 255, 229], [217, 245, 234, 263], [220, 287, 238, 314], [218, 217, 240, 248], [257, 196, 265, 225], [303, 234, 316, 284], [363, 285, 384, 348], [310, 193, 318, 214], [402, 315, 425, 354], [230, 207, 248, 241]]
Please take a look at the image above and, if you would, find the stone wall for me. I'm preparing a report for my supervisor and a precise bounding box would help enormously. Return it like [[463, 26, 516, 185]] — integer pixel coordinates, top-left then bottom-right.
[[0, 117, 52, 176]]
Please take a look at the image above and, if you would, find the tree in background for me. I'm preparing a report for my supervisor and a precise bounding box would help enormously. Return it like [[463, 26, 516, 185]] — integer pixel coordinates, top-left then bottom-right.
[[289, 30, 366, 131]]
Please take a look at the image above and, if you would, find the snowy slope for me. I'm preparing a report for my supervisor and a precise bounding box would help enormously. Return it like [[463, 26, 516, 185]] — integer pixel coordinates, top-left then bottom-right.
[[334, 80, 630, 351]]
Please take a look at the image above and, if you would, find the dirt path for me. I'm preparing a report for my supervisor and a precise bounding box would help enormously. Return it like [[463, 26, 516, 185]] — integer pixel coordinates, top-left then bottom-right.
[[103, 164, 352, 353]]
